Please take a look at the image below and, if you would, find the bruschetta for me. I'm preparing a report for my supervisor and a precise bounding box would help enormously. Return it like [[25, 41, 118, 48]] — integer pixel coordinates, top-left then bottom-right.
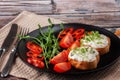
[[81, 31, 110, 55], [68, 46, 100, 70]]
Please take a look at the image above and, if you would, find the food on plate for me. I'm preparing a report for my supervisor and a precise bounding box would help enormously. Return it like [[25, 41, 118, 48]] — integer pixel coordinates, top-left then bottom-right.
[[27, 57, 45, 68], [68, 46, 100, 70], [22, 22, 60, 68], [26, 41, 43, 54], [72, 28, 85, 40], [59, 28, 85, 49], [50, 50, 69, 64], [26, 41, 45, 68], [69, 40, 80, 50], [22, 26, 110, 72], [53, 62, 71, 73], [59, 32, 74, 48], [19, 19, 111, 73], [50, 50, 71, 73], [81, 31, 111, 55], [58, 27, 74, 39]]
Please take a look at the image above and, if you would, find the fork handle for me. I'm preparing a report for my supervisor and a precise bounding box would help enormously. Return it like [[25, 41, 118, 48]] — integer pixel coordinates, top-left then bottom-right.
[[1, 48, 16, 78]]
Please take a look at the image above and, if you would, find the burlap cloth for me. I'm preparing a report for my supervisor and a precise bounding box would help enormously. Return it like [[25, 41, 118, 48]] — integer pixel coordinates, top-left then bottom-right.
[[0, 11, 120, 80]]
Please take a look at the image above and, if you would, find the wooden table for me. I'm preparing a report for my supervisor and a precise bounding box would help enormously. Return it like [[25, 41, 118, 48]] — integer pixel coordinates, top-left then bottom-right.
[[0, 0, 120, 80]]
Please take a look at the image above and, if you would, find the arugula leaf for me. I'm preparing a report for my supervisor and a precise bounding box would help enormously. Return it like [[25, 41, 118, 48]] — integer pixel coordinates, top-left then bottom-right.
[[19, 18, 61, 68]]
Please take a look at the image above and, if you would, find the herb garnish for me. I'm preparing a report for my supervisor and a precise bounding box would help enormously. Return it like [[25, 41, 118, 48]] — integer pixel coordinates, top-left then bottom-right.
[[82, 31, 101, 42], [19, 18, 63, 68]]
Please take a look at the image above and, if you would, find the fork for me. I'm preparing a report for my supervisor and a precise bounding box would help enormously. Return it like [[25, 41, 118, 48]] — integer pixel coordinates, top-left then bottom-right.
[[1, 26, 29, 78]]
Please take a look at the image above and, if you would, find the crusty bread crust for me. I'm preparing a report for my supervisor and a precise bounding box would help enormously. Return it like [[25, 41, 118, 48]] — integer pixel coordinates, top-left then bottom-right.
[[68, 54, 100, 70], [96, 37, 111, 55]]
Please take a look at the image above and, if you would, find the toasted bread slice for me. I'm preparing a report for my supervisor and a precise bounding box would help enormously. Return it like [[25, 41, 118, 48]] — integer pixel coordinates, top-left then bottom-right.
[[81, 33, 111, 55], [96, 37, 110, 55], [68, 46, 100, 70], [68, 54, 100, 70]]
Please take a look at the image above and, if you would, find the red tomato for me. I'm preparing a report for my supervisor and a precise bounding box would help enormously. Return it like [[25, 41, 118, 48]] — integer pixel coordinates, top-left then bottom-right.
[[53, 62, 71, 73], [26, 41, 42, 54], [27, 57, 45, 68], [74, 34, 85, 40], [27, 58, 33, 64], [38, 56, 44, 61], [58, 28, 74, 39], [33, 60, 45, 68], [59, 32, 74, 48], [50, 50, 69, 64], [26, 51, 39, 58], [73, 28, 84, 35], [72, 29, 85, 40], [32, 58, 45, 68], [69, 40, 80, 50]]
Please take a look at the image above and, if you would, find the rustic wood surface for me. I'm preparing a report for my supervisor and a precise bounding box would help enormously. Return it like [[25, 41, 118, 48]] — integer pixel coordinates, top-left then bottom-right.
[[0, 0, 120, 80], [0, 0, 120, 28]]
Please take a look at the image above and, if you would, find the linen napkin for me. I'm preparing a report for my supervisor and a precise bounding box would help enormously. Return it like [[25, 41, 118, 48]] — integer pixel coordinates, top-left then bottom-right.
[[0, 11, 120, 80]]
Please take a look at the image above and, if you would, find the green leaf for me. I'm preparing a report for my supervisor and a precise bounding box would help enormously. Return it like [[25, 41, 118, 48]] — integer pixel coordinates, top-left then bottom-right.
[[60, 23, 64, 30], [48, 18, 54, 27]]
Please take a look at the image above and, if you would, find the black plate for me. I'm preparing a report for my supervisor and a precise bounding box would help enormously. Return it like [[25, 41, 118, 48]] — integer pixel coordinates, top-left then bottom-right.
[[17, 23, 120, 74]]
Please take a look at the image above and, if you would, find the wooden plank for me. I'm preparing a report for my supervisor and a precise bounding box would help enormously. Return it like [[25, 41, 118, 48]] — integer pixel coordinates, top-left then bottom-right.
[[0, 0, 50, 1], [0, 0, 52, 15], [0, 5, 52, 11], [54, 0, 116, 3], [45, 12, 120, 27], [0, 1, 51, 5], [0, 16, 14, 28], [53, 0, 120, 13], [0, 0, 120, 27], [1, 12, 120, 28], [0, 0, 52, 27], [19, 0, 51, 5]]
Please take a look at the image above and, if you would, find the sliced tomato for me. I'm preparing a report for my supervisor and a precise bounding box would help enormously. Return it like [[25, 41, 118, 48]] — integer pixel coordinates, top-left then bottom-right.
[[74, 34, 85, 40], [73, 28, 85, 35], [69, 40, 80, 50], [50, 50, 69, 64], [26, 51, 39, 58], [59, 32, 74, 48], [33, 59, 45, 68], [72, 29, 85, 40], [58, 28, 74, 39], [27, 58, 33, 64], [27, 57, 45, 68], [53, 62, 71, 73], [26, 41, 42, 54]]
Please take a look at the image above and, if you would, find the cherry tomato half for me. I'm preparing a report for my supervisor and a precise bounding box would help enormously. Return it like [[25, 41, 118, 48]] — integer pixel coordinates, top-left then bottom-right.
[[26, 41, 42, 54], [53, 62, 71, 73], [59, 32, 74, 48], [32, 59, 45, 68], [74, 34, 85, 40], [58, 28, 74, 39], [50, 50, 69, 65], [27, 57, 45, 68], [69, 40, 80, 50], [72, 29, 85, 40], [27, 58, 33, 64], [26, 51, 39, 58]]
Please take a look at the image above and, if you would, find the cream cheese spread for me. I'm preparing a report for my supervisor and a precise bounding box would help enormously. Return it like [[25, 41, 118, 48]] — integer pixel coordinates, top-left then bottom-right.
[[81, 31, 108, 48], [68, 46, 99, 62]]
